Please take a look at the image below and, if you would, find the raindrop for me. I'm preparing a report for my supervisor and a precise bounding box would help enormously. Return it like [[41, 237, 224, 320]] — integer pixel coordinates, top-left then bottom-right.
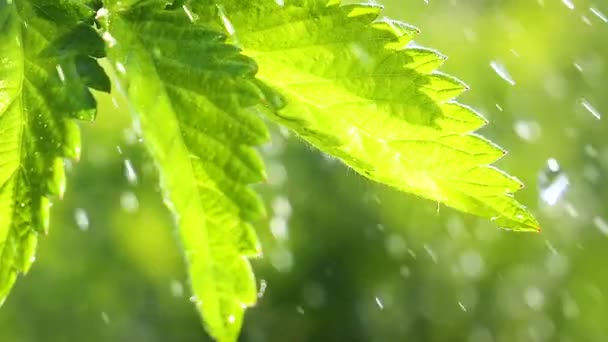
[[269, 247, 293, 272], [540, 173, 569, 206], [524, 286, 545, 310], [217, 5, 236, 35], [539, 159, 569, 206], [458, 301, 467, 312], [564, 202, 579, 218], [385, 234, 407, 259], [582, 15, 593, 26], [459, 250, 484, 278], [399, 265, 411, 278], [170, 280, 184, 297], [257, 279, 267, 299], [123, 128, 138, 145], [101, 312, 110, 325], [275, 0, 285, 6], [55, 64, 65, 82], [102, 31, 117, 47], [189, 295, 202, 306], [590, 7, 608, 23], [296, 306, 305, 314], [272, 196, 292, 218], [513, 120, 541, 142], [267, 162, 287, 187], [375, 296, 384, 310], [182, 5, 198, 22], [544, 73, 567, 99], [592, 216, 608, 236], [95, 7, 109, 20], [580, 98, 602, 120], [115, 62, 126, 75], [547, 158, 560, 172], [270, 216, 288, 240], [227, 315, 235, 324], [74, 208, 90, 231], [423, 244, 438, 263], [561, 0, 575, 10], [490, 60, 516, 86], [545, 253, 569, 277], [120, 192, 139, 213], [123, 159, 138, 185]]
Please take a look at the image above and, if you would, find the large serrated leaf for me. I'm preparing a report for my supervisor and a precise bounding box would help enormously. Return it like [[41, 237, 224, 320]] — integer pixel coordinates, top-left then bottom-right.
[[195, 0, 539, 231], [0, 0, 108, 306], [102, 2, 268, 341]]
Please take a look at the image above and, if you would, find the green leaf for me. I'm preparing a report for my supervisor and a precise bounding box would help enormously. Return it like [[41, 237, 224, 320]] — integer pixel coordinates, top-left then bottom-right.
[[0, 0, 108, 305], [102, 2, 267, 341], [197, 0, 539, 231]]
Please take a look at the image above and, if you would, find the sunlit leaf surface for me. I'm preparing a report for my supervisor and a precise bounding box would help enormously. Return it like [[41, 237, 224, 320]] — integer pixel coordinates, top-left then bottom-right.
[[103, 2, 268, 341], [196, 0, 539, 232]]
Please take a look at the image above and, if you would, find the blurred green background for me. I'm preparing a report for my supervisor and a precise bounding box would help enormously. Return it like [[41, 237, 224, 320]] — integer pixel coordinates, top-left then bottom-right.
[[2, 1, 608, 341]]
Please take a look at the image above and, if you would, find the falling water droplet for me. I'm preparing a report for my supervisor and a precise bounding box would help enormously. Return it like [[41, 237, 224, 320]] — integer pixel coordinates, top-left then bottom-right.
[[490, 61, 516, 86], [590, 7, 607, 22], [580, 98, 602, 120], [375, 297, 384, 310], [124, 159, 138, 185], [182, 5, 198, 22], [120, 192, 139, 213], [561, 0, 575, 10], [102, 31, 117, 47], [539, 164, 569, 206], [55, 64, 65, 82], [95, 7, 109, 20], [257, 279, 267, 298], [423, 244, 438, 263], [74, 208, 90, 231], [170, 280, 184, 297], [525, 287, 545, 310], [217, 5, 235, 35], [593, 216, 608, 236], [115, 62, 126, 75], [270, 216, 288, 241], [101, 312, 110, 325], [513, 120, 542, 142], [547, 158, 560, 172], [581, 15, 593, 25]]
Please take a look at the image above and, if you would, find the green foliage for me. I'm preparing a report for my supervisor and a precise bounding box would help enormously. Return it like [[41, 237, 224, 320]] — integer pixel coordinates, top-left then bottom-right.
[[0, 0, 538, 340], [101, 1, 268, 340], [0, 0, 108, 305], [197, 0, 539, 232]]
